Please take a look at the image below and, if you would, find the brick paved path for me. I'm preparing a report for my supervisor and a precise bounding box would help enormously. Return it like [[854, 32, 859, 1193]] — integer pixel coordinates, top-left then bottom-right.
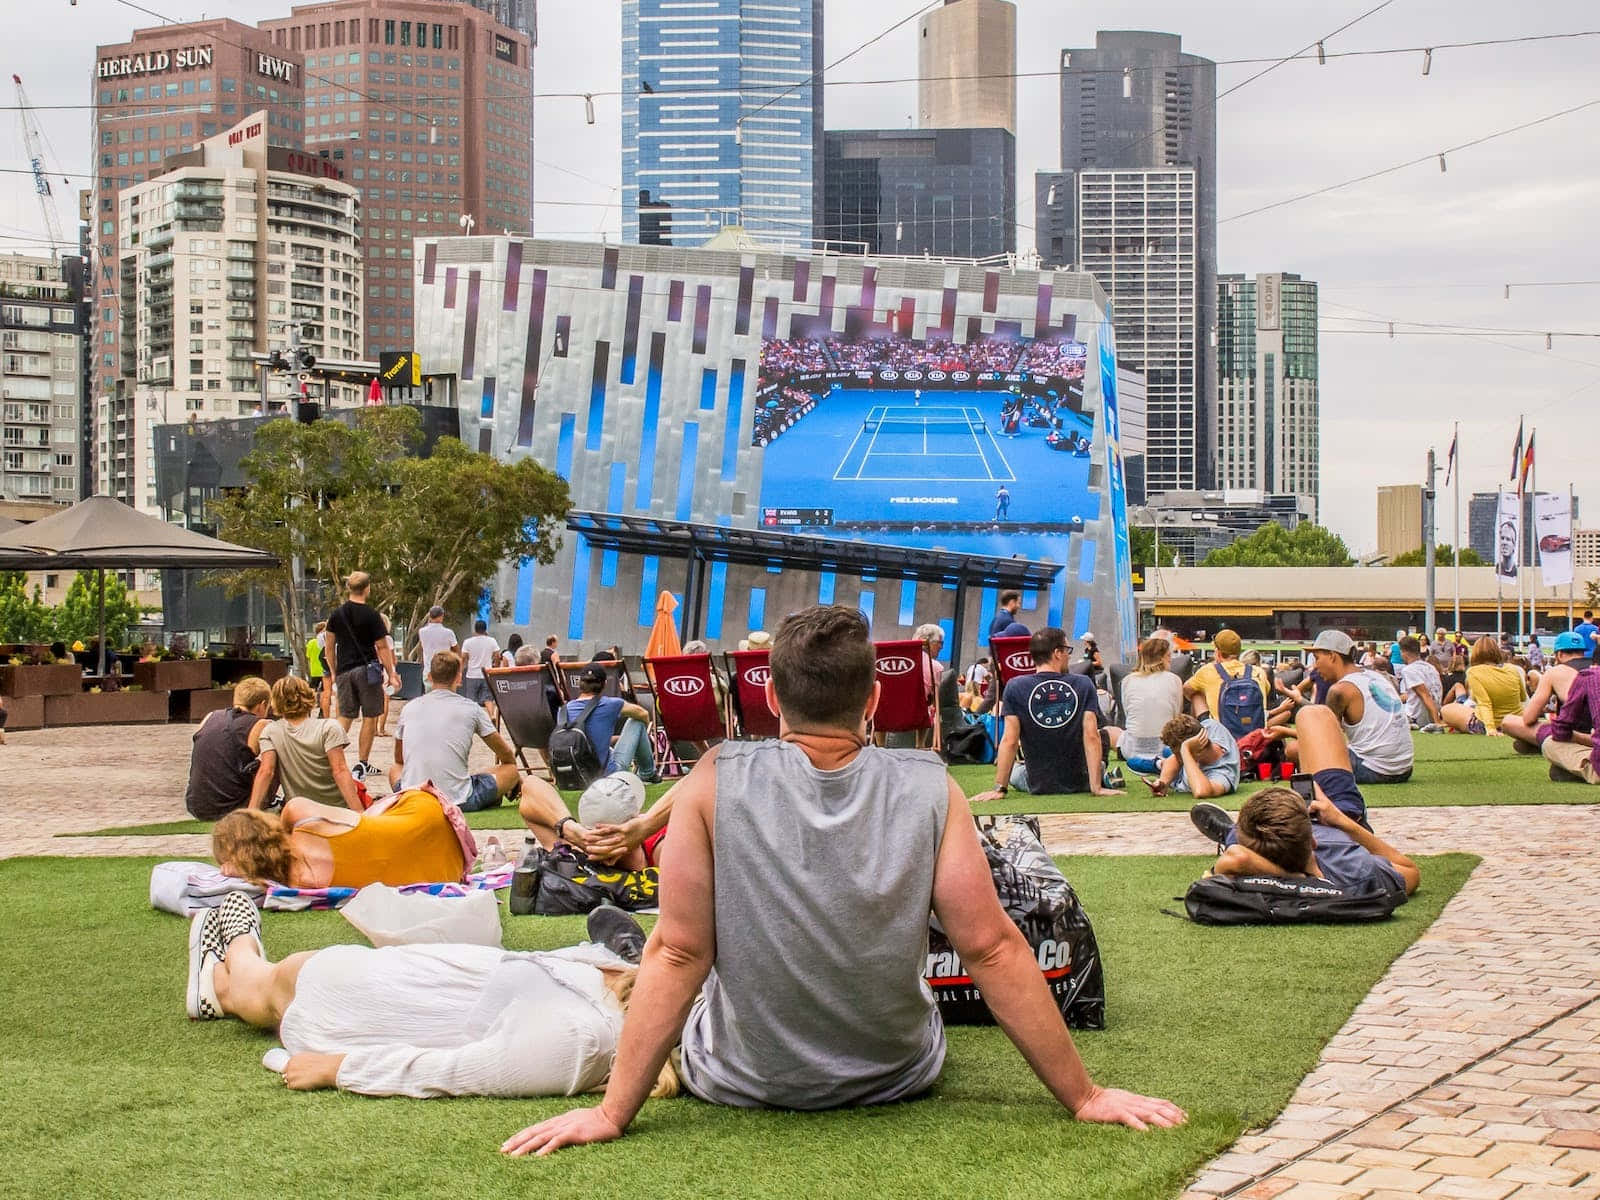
[[5, 724, 1599, 1197]]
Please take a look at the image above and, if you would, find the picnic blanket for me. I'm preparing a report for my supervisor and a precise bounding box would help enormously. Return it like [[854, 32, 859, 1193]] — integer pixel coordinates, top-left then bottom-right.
[[150, 861, 513, 917]]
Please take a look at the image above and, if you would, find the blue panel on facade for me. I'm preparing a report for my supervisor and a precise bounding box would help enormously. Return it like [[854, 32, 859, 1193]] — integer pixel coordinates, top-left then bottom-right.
[[568, 537, 591, 641], [720, 358, 744, 478], [675, 422, 699, 521], [939, 618, 953, 648], [480, 376, 495, 419], [705, 560, 728, 640], [748, 586, 766, 634], [817, 572, 835, 606], [1022, 588, 1038, 611], [556, 413, 576, 479], [514, 558, 536, 625], [857, 588, 874, 627], [899, 580, 917, 626], [601, 550, 619, 588], [635, 333, 665, 507], [1049, 574, 1066, 628], [608, 462, 626, 512], [1078, 539, 1097, 584], [586, 342, 611, 452], [980, 587, 997, 639], [699, 368, 717, 411], [638, 556, 659, 628], [1072, 596, 1092, 640]]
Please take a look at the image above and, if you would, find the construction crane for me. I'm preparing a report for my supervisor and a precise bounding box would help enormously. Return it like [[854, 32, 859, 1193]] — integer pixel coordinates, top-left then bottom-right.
[[12, 74, 65, 252]]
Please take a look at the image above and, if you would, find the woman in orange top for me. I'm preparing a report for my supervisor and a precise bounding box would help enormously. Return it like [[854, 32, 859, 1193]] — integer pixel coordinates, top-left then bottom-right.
[[213, 790, 468, 888]]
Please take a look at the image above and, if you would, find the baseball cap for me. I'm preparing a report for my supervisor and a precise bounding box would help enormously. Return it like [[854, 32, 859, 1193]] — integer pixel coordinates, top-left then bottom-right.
[[1309, 629, 1355, 656], [1554, 631, 1586, 653], [1212, 629, 1242, 656], [428, 605, 445, 619], [578, 772, 645, 828], [578, 664, 607, 687]]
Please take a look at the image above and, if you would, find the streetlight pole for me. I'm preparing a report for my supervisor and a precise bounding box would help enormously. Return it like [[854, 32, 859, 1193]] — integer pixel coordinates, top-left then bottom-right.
[[1423, 447, 1437, 637]]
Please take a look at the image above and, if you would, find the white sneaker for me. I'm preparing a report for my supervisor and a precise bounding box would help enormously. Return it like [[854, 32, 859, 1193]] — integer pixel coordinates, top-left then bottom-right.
[[186, 909, 224, 1020]]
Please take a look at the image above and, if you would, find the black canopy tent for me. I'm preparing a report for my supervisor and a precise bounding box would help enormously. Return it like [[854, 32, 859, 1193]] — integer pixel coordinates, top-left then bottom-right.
[[565, 511, 1064, 656], [0, 495, 278, 675]]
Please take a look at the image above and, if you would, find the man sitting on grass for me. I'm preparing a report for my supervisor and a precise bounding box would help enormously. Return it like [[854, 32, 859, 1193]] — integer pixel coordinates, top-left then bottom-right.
[[1187, 708, 1420, 901], [504, 604, 1184, 1158], [970, 627, 1119, 803], [388, 650, 522, 812], [1541, 656, 1600, 784], [1141, 714, 1239, 799], [1271, 630, 1413, 784], [185, 676, 271, 820], [1502, 631, 1590, 754]]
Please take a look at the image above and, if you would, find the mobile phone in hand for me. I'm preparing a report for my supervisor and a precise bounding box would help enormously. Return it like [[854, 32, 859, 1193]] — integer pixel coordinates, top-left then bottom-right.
[[1289, 773, 1315, 804]]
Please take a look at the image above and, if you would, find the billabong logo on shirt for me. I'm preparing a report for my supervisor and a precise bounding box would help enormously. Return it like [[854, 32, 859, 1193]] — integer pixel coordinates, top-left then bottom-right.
[[1026, 677, 1080, 729], [661, 676, 705, 698]]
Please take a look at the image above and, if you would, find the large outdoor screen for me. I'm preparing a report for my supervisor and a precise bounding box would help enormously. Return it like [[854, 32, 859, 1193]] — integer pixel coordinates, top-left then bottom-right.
[[755, 320, 1095, 594]]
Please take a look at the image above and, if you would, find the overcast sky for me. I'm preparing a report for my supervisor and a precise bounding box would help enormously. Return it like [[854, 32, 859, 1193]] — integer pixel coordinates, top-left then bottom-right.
[[5, 0, 1598, 553]]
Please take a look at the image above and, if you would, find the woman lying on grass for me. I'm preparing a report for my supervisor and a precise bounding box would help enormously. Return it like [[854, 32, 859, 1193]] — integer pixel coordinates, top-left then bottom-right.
[[212, 786, 471, 889], [186, 892, 677, 1099]]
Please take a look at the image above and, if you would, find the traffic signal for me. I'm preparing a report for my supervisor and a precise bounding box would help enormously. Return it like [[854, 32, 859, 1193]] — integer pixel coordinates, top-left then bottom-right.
[[295, 349, 316, 371], [266, 350, 288, 371]]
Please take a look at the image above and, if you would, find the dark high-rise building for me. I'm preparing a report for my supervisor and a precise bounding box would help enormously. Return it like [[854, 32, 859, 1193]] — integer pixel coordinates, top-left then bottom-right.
[[1034, 30, 1217, 495], [822, 128, 1015, 258]]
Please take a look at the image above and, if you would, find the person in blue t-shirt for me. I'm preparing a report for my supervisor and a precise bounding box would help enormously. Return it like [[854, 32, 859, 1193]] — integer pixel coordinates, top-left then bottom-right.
[[972, 628, 1115, 800], [561, 666, 660, 783], [1574, 611, 1598, 663]]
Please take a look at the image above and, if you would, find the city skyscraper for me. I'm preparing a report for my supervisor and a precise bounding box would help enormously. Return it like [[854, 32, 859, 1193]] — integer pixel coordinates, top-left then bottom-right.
[[622, 0, 823, 246], [917, 0, 1016, 135], [1034, 30, 1217, 495], [1215, 272, 1319, 517], [90, 19, 306, 474], [0, 254, 88, 505], [822, 128, 1015, 258], [260, 0, 535, 356]]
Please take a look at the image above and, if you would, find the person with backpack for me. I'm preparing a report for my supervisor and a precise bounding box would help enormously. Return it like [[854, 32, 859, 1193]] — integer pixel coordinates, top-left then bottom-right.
[[550, 666, 660, 790], [1182, 630, 1272, 738]]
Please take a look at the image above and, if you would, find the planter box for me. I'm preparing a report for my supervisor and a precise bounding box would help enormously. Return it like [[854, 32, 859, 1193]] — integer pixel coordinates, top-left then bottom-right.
[[0, 663, 83, 698], [2, 694, 44, 731], [209, 657, 290, 687], [133, 658, 213, 693], [44, 690, 169, 727], [174, 687, 236, 723]]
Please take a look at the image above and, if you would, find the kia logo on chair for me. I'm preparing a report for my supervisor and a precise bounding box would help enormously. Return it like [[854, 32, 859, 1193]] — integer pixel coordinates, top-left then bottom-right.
[[743, 666, 771, 686], [662, 676, 705, 698], [878, 656, 917, 676], [1004, 651, 1033, 673]]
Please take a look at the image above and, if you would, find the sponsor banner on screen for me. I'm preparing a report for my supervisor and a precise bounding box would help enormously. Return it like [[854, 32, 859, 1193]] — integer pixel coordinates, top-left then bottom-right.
[[1495, 490, 1521, 584], [1534, 491, 1574, 588]]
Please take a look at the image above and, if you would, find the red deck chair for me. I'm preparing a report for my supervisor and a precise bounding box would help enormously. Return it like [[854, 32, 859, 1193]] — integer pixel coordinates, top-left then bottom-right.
[[871, 639, 937, 744], [645, 653, 728, 744], [725, 648, 781, 738], [990, 635, 1036, 691]]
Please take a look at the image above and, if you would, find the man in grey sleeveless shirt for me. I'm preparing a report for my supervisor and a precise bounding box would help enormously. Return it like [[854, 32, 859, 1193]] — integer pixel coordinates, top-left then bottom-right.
[[504, 606, 1185, 1157]]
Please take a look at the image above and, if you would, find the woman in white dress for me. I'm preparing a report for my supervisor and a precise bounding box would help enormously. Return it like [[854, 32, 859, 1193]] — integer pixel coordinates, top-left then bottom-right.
[[1103, 637, 1184, 774], [186, 893, 677, 1100]]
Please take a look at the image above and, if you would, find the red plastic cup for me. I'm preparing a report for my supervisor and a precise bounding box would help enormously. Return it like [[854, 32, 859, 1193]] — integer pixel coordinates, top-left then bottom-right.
[[1257, 763, 1272, 781], [1279, 762, 1295, 780]]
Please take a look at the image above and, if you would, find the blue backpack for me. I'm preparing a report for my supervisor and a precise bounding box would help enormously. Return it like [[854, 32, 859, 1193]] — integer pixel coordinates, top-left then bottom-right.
[[1212, 662, 1267, 738]]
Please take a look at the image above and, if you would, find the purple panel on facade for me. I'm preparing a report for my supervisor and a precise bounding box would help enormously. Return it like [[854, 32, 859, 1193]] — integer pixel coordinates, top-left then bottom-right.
[[460, 270, 481, 381], [443, 267, 458, 309], [478, 428, 493, 453], [553, 313, 570, 357], [503, 241, 523, 311], [621, 275, 644, 385], [897, 296, 915, 337], [734, 265, 754, 336], [1060, 314, 1077, 340], [692, 285, 711, 354], [940, 287, 957, 332], [793, 259, 809, 301], [601, 246, 619, 289], [421, 242, 437, 285], [819, 276, 836, 324], [994, 319, 1022, 340], [860, 266, 877, 314], [982, 271, 999, 313], [667, 279, 684, 322], [966, 315, 983, 343], [1035, 283, 1052, 335], [514, 268, 547, 448], [761, 295, 779, 340]]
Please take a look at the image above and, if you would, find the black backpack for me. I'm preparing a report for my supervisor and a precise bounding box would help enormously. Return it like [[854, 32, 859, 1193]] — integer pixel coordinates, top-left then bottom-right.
[[1182, 873, 1404, 925], [546, 696, 604, 791]]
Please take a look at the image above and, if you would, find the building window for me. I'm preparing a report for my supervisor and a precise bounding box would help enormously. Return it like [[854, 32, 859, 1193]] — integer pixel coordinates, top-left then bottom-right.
[[384, 19, 396, 45]]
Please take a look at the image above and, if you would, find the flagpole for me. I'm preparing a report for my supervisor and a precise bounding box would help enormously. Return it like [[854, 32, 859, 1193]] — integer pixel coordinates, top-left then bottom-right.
[[1570, 483, 1577, 629], [1452, 421, 1461, 635], [1529, 439, 1537, 642]]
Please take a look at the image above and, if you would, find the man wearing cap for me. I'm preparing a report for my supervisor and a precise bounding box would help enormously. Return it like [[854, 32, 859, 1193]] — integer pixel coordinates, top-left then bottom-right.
[[971, 627, 1117, 802], [388, 649, 521, 811], [1291, 630, 1413, 785], [1504, 631, 1591, 753], [1182, 630, 1271, 722], [560, 665, 661, 784], [416, 605, 457, 665]]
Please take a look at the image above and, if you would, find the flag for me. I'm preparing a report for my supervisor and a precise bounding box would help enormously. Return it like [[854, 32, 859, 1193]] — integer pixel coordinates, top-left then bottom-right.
[[1519, 429, 1535, 496], [1510, 418, 1524, 481], [1444, 428, 1457, 487]]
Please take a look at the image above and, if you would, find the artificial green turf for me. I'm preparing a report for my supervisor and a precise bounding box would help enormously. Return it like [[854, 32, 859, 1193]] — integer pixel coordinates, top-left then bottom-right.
[[0, 852, 1473, 1199], [63, 729, 1581, 837]]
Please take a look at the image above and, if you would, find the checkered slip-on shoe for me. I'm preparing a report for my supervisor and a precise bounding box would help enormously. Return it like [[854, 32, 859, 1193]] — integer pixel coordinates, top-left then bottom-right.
[[186, 908, 225, 1020], [216, 891, 264, 961]]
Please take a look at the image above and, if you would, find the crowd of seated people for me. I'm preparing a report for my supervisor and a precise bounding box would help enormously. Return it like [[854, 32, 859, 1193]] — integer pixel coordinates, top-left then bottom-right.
[[1016, 339, 1088, 379], [751, 385, 821, 446]]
